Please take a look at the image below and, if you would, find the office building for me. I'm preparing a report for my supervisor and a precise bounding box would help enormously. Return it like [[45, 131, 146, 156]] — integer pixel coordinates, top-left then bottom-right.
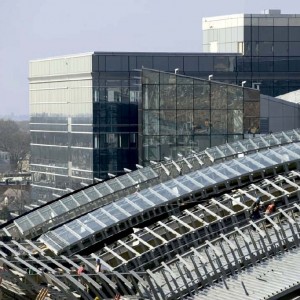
[[203, 9, 300, 96], [29, 52, 246, 200], [29, 53, 140, 200], [30, 10, 300, 200]]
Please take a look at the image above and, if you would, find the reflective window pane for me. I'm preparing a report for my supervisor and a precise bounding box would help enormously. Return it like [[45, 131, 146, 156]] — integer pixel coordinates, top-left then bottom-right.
[[177, 85, 193, 109], [211, 83, 227, 109], [211, 110, 227, 134], [160, 110, 176, 135], [194, 82, 210, 109], [160, 85, 176, 109]]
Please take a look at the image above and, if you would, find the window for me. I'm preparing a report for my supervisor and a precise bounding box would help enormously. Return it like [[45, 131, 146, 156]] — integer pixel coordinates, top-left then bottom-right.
[[210, 41, 218, 52], [238, 42, 244, 54]]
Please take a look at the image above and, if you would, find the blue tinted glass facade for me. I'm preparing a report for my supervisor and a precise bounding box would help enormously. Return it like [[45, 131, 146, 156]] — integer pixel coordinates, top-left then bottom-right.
[[203, 12, 300, 96]]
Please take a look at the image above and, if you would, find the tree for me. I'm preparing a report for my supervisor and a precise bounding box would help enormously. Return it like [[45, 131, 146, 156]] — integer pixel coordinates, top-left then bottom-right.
[[0, 119, 30, 171], [3, 187, 30, 215]]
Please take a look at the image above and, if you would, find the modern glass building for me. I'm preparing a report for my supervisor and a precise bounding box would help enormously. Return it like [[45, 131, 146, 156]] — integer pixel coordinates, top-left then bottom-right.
[[29, 52, 246, 201], [203, 9, 300, 96], [29, 10, 300, 201], [140, 69, 260, 163], [29, 53, 139, 201]]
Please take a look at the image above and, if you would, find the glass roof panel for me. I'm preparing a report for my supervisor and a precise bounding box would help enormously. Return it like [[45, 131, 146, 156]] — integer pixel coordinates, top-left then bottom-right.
[[84, 187, 101, 201], [94, 184, 113, 197], [213, 164, 237, 177], [225, 159, 251, 173], [289, 130, 300, 141], [139, 166, 158, 179], [262, 149, 284, 164], [254, 139, 268, 149], [72, 191, 90, 205], [201, 167, 227, 183], [105, 204, 127, 220], [25, 211, 45, 226], [189, 170, 216, 186], [229, 141, 246, 153], [90, 209, 116, 226], [273, 132, 291, 143], [80, 214, 104, 231], [119, 174, 136, 187], [250, 152, 275, 167], [239, 139, 258, 151], [38, 206, 57, 219], [50, 201, 68, 214], [108, 179, 124, 192], [206, 148, 224, 160], [67, 220, 91, 238], [235, 156, 258, 170], [14, 216, 33, 232], [39, 233, 65, 253], [118, 199, 140, 215], [217, 144, 236, 156], [275, 146, 299, 160], [54, 226, 79, 245], [177, 175, 203, 190], [262, 135, 279, 146], [128, 170, 147, 182], [286, 143, 300, 156], [151, 184, 176, 201], [42, 239, 61, 253], [164, 180, 190, 196], [138, 189, 163, 205], [50, 232, 68, 248], [61, 196, 79, 210], [129, 195, 153, 209]]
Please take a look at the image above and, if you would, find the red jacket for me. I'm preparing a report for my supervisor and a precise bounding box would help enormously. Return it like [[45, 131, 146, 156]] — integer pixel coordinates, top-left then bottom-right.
[[266, 203, 275, 215]]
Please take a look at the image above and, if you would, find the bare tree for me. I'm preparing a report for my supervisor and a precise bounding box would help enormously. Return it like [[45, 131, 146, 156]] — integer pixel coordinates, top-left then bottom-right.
[[3, 187, 30, 215], [0, 119, 30, 171]]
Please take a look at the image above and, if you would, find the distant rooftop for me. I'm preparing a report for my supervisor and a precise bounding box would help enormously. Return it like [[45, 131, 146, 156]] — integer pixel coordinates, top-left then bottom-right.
[[261, 9, 281, 15], [203, 9, 300, 23], [277, 89, 300, 104]]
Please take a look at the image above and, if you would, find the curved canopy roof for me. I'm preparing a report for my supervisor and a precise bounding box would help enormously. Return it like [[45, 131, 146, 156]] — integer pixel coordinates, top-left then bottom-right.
[[6, 129, 300, 241], [39, 142, 300, 254]]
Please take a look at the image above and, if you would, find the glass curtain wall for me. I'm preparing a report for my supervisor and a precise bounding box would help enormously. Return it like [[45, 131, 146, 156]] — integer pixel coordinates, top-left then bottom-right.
[[31, 52, 264, 201], [30, 53, 239, 201], [140, 69, 260, 164], [242, 21, 300, 97], [92, 53, 239, 179], [92, 54, 140, 179], [203, 13, 300, 97]]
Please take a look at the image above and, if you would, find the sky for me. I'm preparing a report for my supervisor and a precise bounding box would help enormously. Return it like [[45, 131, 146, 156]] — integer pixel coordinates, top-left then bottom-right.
[[1, 0, 300, 117]]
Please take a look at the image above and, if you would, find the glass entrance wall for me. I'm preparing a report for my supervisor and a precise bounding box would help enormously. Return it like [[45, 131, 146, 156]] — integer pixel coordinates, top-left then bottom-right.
[[140, 69, 260, 164]]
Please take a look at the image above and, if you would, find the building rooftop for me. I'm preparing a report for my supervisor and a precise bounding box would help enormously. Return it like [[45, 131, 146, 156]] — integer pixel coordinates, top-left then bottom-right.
[[277, 89, 300, 104]]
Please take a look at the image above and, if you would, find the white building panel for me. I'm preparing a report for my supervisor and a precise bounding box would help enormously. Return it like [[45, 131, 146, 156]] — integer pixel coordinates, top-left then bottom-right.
[[29, 53, 93, 78]]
